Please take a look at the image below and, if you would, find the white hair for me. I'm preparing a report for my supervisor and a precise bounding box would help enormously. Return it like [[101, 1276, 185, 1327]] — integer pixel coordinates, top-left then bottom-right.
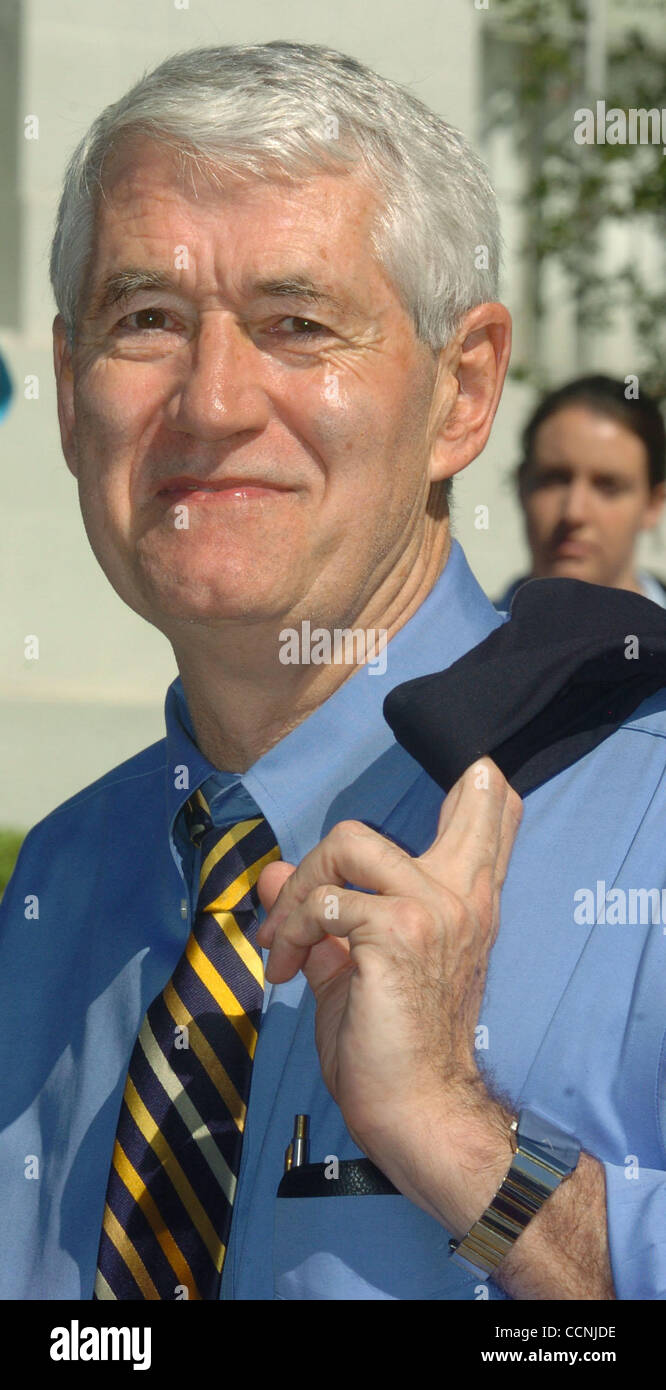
[[49, 41, 501, 353]]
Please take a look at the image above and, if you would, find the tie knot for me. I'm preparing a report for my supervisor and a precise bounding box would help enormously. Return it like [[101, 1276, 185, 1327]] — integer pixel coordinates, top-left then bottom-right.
[[185, 790, 280, 909], [185, 789, 215, 846]]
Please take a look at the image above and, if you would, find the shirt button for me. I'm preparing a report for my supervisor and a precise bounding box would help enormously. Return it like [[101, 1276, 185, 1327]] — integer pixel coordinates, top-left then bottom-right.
[[180, 899, 188, 919]]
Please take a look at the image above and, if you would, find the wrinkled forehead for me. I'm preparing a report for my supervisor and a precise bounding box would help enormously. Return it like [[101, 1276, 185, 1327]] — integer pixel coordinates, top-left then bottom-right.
[[87, 135, 392, 288], [95, 131, 381, 235]]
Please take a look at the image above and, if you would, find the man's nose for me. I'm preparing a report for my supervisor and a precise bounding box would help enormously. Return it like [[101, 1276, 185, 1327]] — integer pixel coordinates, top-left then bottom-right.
[[164, 315, 272, 440]]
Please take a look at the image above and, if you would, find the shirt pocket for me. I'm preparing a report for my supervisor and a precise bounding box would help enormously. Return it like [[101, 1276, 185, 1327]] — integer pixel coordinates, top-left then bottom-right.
[[273, 1174, 509, 1301]]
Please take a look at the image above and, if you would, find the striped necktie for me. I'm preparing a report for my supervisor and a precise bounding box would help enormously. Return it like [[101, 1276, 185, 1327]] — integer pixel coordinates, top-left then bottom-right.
[[94, 789, 280, 1300]]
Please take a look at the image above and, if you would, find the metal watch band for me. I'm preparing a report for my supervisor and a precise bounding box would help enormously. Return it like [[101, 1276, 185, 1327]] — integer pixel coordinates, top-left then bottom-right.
[[449, 1109, 580, 1275]]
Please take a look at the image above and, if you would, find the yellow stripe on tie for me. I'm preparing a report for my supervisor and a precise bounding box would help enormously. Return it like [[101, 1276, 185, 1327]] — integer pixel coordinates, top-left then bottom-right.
[[200, 818, 264, 889], [112, 1138, 201, 1300], [138, 1017, 236, 1204], [124, 1077, 226, 1273], [185, 936, 258, 1057], [162, 981, 247, 1129], [210, 910, 264, 989], [100, 1202, 161, 1300], [205, 844, 282, 916]]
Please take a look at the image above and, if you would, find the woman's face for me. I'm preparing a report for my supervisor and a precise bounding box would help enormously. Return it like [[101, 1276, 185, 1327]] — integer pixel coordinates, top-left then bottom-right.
[[521, 404, 665, 589]]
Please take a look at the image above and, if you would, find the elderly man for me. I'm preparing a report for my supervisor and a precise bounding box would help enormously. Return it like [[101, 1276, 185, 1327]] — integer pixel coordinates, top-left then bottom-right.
[[1, 41, 665, 1303]]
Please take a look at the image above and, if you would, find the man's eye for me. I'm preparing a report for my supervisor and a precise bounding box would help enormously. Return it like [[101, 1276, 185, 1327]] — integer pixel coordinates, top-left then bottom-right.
[[271, 316, 328, 338], [115, 308, 178, 333]]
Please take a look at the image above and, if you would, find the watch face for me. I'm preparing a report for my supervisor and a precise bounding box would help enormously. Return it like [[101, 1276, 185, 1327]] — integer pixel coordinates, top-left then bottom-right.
[[517, 1107, 581, 1173]]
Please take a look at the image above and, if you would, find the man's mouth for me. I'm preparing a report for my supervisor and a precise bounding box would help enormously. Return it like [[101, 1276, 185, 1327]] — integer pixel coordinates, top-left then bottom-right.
[[156, 474, 294, 501]]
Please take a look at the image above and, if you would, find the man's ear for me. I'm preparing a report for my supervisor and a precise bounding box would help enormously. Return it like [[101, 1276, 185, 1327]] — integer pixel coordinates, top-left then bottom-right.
[[427, 302, 512, 484], [53, 313, 78, 478]]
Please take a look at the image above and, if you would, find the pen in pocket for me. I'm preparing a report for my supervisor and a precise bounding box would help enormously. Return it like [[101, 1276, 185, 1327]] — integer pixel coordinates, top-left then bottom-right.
[[284, 1114, 310, 1173]]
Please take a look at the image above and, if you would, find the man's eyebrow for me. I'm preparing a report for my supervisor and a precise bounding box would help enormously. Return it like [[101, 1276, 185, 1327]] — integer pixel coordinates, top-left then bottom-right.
[[85, 269, 177, 319], [250, 277, 350, 315]]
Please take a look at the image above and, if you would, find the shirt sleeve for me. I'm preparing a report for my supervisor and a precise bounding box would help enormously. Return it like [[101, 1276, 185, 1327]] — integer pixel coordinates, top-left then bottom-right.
[[604, 1158, 666, 1298]]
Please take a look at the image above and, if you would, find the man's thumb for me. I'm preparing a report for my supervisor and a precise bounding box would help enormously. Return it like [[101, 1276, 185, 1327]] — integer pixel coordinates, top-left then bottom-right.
[[257, 860, 296, 915]]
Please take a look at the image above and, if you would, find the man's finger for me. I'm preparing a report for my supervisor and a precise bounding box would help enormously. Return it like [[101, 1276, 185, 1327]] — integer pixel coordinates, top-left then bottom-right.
[[262, 886, 396, 983], [259, 819, 425, 936], [418, 759, 521, 896]]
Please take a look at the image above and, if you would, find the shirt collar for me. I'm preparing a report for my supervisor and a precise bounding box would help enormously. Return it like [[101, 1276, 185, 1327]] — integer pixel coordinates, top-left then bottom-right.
[[164, 540, 503, 862]]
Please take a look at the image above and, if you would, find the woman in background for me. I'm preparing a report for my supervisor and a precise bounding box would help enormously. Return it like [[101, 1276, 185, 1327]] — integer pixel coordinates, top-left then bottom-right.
[[497, 375, 666, 610]]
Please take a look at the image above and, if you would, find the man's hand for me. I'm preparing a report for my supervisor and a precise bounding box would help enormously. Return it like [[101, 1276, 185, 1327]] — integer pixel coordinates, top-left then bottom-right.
[[257, 759, 523, 1236]]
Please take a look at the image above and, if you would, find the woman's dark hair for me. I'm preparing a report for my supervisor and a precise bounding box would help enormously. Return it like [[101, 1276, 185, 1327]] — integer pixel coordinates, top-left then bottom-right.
[[517, 375, 666, 492]]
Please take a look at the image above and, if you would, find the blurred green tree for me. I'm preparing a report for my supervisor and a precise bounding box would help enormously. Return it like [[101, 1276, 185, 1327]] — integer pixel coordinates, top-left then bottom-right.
[[484, 0, 666, 396], [0, 829, 25, 898]]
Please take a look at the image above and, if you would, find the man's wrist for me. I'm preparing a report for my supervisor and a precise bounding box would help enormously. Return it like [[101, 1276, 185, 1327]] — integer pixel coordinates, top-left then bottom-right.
[[394, 1086, 516, 1238], [449, 1106, 582, 1275], [436, 1096, 517, 1239], [355, 1084, 516, 1236]]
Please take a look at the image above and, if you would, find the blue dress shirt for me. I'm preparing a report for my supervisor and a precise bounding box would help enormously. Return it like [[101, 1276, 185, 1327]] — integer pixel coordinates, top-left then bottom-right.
[[2, 540, 666, 1299]]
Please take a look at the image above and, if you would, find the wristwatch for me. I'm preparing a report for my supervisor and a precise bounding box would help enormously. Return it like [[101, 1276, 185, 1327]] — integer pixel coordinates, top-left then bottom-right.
[[449, 1107, 581, 1276]]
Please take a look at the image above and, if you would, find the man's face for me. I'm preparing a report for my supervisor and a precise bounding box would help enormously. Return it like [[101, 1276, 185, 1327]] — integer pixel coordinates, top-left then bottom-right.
[[54, 139, 443, 639], [521, 405, 664, 588]]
